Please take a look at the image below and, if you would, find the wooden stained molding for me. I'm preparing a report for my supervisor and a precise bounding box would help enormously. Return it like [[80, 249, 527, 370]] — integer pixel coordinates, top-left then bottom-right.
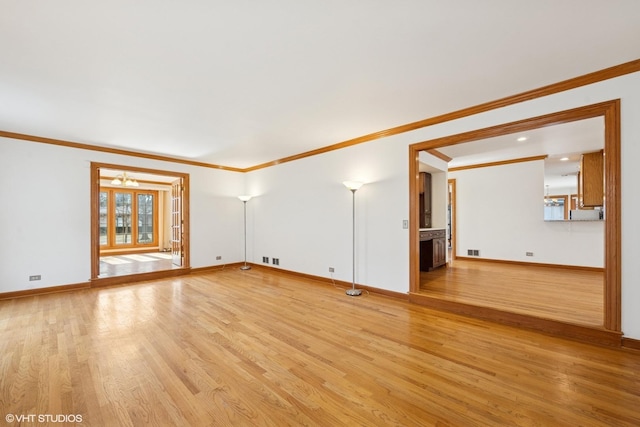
[[1, 58, 639, 172], [448, 155, 547, 172]]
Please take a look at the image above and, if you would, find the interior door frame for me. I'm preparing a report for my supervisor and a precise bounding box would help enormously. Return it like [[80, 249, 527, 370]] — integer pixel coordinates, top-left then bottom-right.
[[408, 99, 621, 332], [447, 178, 456, 261], [90, 162, 190, 280]]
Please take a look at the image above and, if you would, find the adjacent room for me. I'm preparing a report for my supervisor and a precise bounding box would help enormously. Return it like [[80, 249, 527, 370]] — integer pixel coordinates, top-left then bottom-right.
[[95, 166, 187, 279], [415, 117, 607, 328]]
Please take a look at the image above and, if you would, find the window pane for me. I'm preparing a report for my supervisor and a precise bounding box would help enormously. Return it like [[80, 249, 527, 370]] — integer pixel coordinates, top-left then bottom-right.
[[115, 192, 132, 244], [99, 191, 108, 245], [544, 198, 565, 221], [138, 194, 154, 244]]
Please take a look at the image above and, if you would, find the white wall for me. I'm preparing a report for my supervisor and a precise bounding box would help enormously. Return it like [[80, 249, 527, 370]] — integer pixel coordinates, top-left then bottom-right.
[[245, 137, 410, 293], [246, 71, 640, 339], [450, 159, 604, 266], [0, 137, 245, 293], [430, 172, 448, 230], [187, 166, 246, 269]]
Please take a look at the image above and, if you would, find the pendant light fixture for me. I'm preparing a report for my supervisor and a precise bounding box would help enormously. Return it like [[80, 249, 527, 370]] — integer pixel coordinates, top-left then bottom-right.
[[111, 172, 139, 187]]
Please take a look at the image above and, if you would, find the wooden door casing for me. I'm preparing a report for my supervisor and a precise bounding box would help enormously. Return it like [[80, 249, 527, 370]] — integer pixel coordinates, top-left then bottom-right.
[[171, 179, 183, 267]]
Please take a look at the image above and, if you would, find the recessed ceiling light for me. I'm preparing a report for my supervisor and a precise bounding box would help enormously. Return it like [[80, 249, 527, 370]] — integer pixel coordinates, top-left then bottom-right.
[[560, 157, 569, 161], [517, 136, 527, 142]]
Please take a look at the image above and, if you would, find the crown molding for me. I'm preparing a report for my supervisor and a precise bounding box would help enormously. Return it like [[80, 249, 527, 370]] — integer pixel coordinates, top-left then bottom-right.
[[448, 155, 548, 172], [0, 130, 244, 173], [2, 58, 639, 173]]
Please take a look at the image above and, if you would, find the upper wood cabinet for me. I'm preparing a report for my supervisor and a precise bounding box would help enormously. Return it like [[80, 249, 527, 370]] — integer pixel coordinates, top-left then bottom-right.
[[419, 172, 432, 228], [578, 150, 604, 207]]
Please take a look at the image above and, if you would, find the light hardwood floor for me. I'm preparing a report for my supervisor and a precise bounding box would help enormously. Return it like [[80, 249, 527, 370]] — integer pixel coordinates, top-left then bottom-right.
[[420, 258, 604, 327], [1, 268, 638, 426]]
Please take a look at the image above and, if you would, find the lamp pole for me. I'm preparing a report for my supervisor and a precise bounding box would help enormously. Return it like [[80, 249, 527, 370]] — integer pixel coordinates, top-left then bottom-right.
[[343, 181, 364, 296], [238, 196, 252, 270]]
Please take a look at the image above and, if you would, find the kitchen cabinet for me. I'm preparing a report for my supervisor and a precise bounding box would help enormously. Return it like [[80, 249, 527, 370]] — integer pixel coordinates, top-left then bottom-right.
[[578, 150, 604, 207], [419, 228, 446, 271], [419, 172, 432, 228]]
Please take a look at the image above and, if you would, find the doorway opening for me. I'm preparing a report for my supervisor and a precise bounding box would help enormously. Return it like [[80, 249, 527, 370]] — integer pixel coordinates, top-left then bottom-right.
[[90, 163, 190, 281], [447, 178, 456, 260], [408, 100, 621, 343]]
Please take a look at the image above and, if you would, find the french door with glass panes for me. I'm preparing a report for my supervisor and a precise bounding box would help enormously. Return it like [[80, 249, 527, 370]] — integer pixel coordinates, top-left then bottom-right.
[[170, 179, 183, 267], [99, 188, 158, 249]]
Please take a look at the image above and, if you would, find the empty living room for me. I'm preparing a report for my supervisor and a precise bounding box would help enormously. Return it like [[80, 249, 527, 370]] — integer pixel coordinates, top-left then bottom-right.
[[2, 2, 640, 425]]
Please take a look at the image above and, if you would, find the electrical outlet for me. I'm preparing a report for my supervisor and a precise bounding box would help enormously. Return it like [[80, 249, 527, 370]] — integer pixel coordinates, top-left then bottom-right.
[[329, 267, 335, 273], [526, 252, 534, 257], [216, 255, 222, 260], [29, 275, 41, 281], [262, 256, 269, 263], [272, 258, 279, 266], [467, 249, 473, 256], [473, 250, 479, 256]]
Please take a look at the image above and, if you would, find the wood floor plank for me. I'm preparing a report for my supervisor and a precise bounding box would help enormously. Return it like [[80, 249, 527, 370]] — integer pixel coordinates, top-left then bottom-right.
[[0, 267, 639, 426]]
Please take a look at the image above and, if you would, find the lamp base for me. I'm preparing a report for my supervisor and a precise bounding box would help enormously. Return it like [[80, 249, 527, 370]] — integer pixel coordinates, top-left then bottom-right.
[[240, 265, 251, 270], [345, 288, 362, 296]]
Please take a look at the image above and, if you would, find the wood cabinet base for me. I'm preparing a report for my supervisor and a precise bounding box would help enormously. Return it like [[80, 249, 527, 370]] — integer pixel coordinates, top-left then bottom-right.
[[420, 229, 446, 271]]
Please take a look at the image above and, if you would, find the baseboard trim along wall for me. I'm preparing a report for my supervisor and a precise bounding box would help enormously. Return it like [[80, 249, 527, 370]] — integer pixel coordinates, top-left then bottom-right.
[[0, 263, 408, 302], [454, 256, 604, 272], [190, 263, 243, 274], [249, 264, 410, 301], [90, 268, 191, 288], [622, 338, 640, 351], [0, 282, 91, 300]]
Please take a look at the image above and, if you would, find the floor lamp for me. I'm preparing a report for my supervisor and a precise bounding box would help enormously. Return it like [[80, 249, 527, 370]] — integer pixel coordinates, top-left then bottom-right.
[[238, 195, 252, 270], [343, 181, 364, 296]]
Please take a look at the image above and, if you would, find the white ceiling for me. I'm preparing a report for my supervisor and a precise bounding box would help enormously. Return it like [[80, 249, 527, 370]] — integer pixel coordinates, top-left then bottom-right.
[[439, 117, 604, 191], [1, 1, 640, 169]]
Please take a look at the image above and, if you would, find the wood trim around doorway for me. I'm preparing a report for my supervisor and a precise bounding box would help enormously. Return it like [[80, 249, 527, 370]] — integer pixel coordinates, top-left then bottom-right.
[[90, 162, 191, 281], [448, 178, 456, 261], [408, 99, 622, 337]]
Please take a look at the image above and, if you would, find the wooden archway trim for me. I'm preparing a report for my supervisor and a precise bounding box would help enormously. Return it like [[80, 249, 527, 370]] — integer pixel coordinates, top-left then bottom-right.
[[89, 162, 191, 282], [408, 99, 621, 332]]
